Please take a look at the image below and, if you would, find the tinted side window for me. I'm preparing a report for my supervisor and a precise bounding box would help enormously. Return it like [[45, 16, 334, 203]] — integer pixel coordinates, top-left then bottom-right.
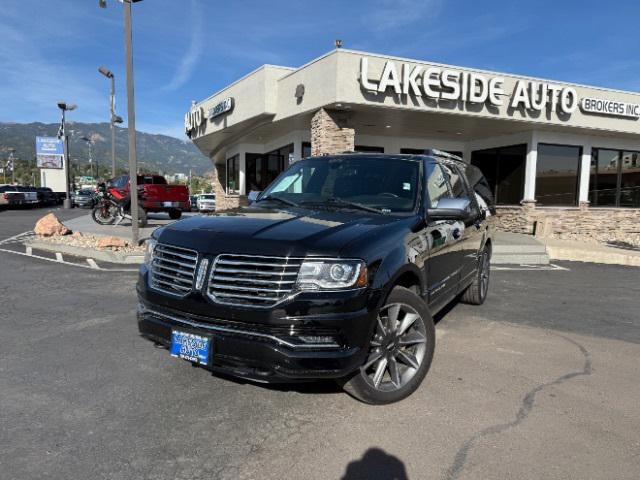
[[441, 163, 480, 218], [465, 163, 496, 213], [426, 162, 452, 208]]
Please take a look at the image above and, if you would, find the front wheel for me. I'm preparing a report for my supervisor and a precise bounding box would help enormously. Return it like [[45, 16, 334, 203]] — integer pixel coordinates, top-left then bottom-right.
[[168, 209, 182, 220], [460, 246, 491, 305], [341, 286, 435, 405], [91, 201, 118, 225]]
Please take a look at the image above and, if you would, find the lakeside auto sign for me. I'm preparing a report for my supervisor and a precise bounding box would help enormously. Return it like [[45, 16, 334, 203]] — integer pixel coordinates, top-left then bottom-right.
[[35, 136, 64, 169], [184, 97, 234, 136], [359, 57, 639, 120]]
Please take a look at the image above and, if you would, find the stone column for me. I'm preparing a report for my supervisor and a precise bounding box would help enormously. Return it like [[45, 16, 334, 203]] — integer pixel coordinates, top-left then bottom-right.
[[212, 160, 246, 211], [310, 108, 355, 156]]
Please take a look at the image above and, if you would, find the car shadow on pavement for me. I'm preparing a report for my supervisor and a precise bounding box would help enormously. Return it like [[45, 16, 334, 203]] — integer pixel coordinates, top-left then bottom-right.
[[341, 448, 409, 480]]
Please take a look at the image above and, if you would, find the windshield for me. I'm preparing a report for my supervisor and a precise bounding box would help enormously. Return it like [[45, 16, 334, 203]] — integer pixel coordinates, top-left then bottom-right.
[[200, 195, 215, 200], [260, 156, 421, 213]]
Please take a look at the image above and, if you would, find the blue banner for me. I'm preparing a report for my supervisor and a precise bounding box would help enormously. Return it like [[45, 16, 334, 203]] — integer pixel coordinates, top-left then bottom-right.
[[36, 136, 64, 168], [36, 136, 64, 156]]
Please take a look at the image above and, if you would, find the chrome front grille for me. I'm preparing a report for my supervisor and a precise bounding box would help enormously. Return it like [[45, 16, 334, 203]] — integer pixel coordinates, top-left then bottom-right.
[[150, 244, 198, 296], [208, 254, 302, 307]]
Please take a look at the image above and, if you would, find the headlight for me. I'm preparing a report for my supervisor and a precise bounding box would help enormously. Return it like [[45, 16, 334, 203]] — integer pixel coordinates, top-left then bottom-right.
[[296, 259, 367, 290], [144, 238, 157, 266]]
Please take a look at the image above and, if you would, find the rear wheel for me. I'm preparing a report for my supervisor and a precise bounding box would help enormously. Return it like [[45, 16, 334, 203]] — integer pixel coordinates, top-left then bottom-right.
[[461, 246, 491, 305], [342, 286, 435, 405], [168, 209, 182, 220]]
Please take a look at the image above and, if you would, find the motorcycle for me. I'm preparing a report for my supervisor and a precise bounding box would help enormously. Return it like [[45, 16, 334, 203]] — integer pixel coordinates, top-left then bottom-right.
[[91, 183, 148, 228]]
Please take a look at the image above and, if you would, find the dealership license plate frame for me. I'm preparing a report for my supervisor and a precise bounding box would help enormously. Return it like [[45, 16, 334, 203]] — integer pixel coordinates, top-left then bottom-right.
[[170, 330, 210, 365]]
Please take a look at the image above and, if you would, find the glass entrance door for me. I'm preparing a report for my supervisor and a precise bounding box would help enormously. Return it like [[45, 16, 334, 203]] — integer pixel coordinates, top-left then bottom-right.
[[471, 144, 526, 205]]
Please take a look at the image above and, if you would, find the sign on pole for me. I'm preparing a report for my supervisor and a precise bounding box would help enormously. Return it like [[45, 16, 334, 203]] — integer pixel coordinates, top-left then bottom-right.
[[36, 136, 64, 169]]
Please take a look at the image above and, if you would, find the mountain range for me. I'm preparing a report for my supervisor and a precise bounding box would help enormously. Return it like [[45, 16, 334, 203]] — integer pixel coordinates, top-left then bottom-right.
[[0, 122, 211, 175]]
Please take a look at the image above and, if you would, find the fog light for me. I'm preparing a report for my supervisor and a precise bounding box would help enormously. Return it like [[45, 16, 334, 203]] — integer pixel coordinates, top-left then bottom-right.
[[298, 335, 337, 345]]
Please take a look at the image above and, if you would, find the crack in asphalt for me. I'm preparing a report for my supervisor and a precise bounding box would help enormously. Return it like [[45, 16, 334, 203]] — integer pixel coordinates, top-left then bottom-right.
[[444, 334, 593, 480]]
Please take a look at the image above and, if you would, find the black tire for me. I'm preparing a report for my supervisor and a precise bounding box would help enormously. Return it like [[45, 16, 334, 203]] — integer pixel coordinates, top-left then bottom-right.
[[461, 246, 491, 305], [168, 209, 182, 220], [91, 201, 117, 225], [341, 286, 436, 405]]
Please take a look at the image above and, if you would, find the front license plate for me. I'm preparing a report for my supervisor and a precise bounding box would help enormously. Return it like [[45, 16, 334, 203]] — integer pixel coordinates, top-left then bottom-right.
[[170, 331, 210, 365]]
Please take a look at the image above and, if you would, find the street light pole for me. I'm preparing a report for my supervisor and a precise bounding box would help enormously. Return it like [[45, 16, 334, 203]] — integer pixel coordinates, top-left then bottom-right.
[[123, 0, 140, 244], [99, 66, 120, 178], [57, 102, 77, 209], [100, 0, 142, 244]]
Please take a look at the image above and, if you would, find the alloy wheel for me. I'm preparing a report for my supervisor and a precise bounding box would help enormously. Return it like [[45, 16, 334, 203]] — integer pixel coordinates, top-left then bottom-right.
[[480, 251, 490, 298], [361, 302, 428, 392]]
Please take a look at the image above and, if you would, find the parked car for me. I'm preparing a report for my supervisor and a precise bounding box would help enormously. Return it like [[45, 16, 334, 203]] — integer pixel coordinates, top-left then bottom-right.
[[137, 151, 493, 404], [196, 193, 216, 212], [16, 186, 39, 206], [189, 195, 199, 212], [37, 187, 58, 207], [0, 185, 25, 209], [108, 174, 189, 220], [72, 189, 97, 208]]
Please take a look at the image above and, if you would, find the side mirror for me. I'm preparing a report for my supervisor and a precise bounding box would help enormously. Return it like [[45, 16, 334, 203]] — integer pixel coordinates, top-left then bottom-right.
[[248, 190, 262, 203], [427, 197, 471, 221]]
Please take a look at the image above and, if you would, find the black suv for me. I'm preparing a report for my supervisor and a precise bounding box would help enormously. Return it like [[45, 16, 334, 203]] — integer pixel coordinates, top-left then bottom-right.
[[137, 151, 493, 404]]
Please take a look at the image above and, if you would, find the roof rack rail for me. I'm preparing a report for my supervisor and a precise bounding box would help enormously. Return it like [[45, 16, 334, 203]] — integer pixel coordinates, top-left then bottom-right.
[[422, 149, 463, 161]]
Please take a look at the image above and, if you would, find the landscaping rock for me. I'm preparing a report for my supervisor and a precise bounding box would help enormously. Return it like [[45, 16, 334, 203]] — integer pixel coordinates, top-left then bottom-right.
[[34, 213, 71, 237], [96, 236, 128, 249]]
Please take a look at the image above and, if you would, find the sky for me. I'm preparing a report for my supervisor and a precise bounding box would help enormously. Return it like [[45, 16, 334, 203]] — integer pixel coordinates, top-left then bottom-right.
[[1, 0, 639, 140]]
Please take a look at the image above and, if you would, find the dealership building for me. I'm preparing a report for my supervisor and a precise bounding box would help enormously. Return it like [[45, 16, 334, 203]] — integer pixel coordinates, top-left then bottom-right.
[[186, 48, 640, 245]]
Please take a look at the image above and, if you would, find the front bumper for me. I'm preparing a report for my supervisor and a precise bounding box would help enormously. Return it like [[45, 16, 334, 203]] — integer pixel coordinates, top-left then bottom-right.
[[136, 270, 382, 382], [142, 200, 189, 211]]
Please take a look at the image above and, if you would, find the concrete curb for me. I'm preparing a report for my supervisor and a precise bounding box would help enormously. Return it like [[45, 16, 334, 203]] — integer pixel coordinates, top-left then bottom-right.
[[26, 239, 144, 264], [546, 244, 640, 267]]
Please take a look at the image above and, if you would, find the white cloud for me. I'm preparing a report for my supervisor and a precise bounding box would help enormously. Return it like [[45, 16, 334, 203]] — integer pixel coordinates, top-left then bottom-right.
[[365, 0, 443, 31], [162, 0, 204, 92]]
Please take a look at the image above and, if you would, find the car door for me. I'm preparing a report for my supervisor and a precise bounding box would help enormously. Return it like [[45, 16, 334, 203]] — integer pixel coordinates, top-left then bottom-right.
[[443, 162, 485, 289], [422, 161, 466, 311]]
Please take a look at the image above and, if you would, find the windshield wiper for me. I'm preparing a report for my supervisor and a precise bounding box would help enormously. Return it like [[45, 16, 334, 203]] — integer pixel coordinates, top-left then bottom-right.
[[256, 194, 299, 207], [301, 197, 385, 214]]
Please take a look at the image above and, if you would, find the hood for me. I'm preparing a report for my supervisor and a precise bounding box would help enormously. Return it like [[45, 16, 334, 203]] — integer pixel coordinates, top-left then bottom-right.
[[157, 205, 408, 257]]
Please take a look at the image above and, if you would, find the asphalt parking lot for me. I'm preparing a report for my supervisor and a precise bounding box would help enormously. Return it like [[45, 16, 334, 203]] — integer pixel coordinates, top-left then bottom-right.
[[1, 208, 639, 480]]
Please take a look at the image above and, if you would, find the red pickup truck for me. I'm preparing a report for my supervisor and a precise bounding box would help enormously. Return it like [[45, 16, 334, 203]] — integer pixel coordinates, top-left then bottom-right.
[[108, 174, 190, 219]]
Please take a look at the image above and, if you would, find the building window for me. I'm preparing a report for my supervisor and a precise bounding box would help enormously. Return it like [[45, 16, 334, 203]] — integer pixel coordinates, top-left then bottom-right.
[[226, 155, 239, 195], [302, 142, 311, 158], [355, 145, 384, 153], [535, 144, 581, 206], [590, 148, 640, 207], [470, 144, 526, 205], [246, 144, 292, 192]]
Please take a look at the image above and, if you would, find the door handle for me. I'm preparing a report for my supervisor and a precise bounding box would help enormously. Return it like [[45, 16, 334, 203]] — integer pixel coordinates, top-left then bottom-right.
[[452, 228, 462, 240]]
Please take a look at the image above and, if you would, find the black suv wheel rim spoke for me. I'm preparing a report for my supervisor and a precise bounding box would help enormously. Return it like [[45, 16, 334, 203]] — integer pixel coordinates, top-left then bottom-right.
[[361, 302, 427, 392]]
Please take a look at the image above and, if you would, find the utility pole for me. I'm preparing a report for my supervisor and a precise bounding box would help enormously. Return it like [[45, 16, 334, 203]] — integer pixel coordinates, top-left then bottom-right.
[[8, 149, 15, 184]]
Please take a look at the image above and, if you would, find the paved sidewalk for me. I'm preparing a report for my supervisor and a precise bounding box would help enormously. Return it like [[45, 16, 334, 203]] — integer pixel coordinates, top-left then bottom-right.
[[544, 238, 640, 267]]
